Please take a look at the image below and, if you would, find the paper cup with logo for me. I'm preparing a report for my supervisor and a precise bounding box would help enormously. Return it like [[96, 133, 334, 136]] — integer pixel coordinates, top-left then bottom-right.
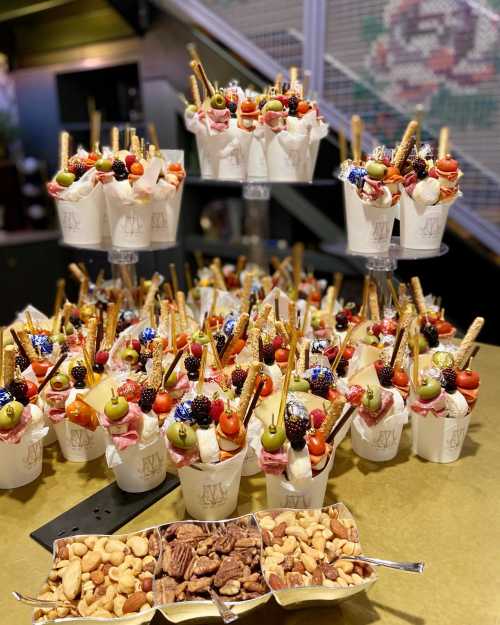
[[53, 420, 106, 462], [241, 416, 262, 477], [343, 181, 395, 254], [293, 111, 329, 182], [150, 195, 174, 244], [351, 409, 407, 462], [105, 186, 153, 249], [161, 149, 185, 239], [261, 126, 309, 182], [107, 436, 167, 493], [185, 112, 217, 179], [57, 182, 105, 246], [411, 410, 471, 463], [265, 449, 336, 509], [0, 411, 47, 489], [177, 447, 246, 520], [213, 120, 253, 181], [399, 189, 460, 250]]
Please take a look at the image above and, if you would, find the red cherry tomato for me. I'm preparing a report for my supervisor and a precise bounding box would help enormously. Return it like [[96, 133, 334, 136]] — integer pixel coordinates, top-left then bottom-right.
[[25, 379, 38, 399], [176, 333, 188, 349], [220, 411, 240, 436], [256, 374, 273, 397], [307, 432, 326, 456], [32, 359, 51, 377], [275, 348, 289, 363], [231, 338, 246, 356], [153, 392, 173, 414], [327, 388, 342, 403]]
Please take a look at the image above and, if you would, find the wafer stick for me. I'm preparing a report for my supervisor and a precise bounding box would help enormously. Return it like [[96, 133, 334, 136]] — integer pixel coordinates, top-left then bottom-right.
[[82, 346, 95, 386], [3, 345, 15, 387], [208, 328, 223, 373], [240, 272, 253, 314], [255, 303, 272, 330], [320, 394, 347, 438], [53, 278, 65, 319], [410, 276, 426, 315], [394, 120, 418, 170], [142, 273, 161, 317], [17, 328, 37, 361], [351, 115, 362, 163], [176, 291, 188, 330], [85, 317, 98, 365], [360, 275, 370, 319], [111, 126, 119, 153], [438, 126, 449, 160], [59, 131, 69, 170], [325, 404, 355, 446], [368, 282, 380, 321], [412, 330, 420, 388], [170, 305, 177, 354], [148, 338, 164, 390], [248, 327, 260, 361], [210, 262, 227, 291], [238, 362, 259, 419], [454, 317, 485, 369]]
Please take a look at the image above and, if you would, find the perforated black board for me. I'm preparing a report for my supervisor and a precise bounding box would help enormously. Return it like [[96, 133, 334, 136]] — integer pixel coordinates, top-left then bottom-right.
[[30, 475, 179, 551]]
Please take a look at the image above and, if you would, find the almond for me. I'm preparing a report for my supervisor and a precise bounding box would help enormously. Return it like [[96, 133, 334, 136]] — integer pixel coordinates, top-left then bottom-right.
[[62, 559, 81, 600], [141, 577, 152, 593], [122, 591, 147, 614]]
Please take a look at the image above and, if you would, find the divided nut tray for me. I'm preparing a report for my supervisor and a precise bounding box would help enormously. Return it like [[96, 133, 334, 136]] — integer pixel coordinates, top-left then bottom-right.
[[34, 503, 377, 624]]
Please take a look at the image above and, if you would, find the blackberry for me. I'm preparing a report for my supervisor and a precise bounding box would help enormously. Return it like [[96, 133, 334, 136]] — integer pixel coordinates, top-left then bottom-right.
[[422, 324, 439, 348], [441, 367, 457, 393], [139, 387, 157, 412], [231, 367, 247, 390], [112, 159, 128, 181], [60, 342, 69, 354], [71, 364, 87, 389], [72, 161, 87, 181], [378, 365, 394, 388], [192, 395, 211, 418], [15, 354, 31, 372], [187, 371, 199, 381], [196, 414, 212, 429], [214, 333, 226, 353], [336, 357, 349, 378], [69, 315, 82, 329], [412, 157, 427, 179], [335, 312, 348, 331], [262, 343, 275, 365], [184, 355, 200, 374], [258, 98, 267, 110], [136, 352, 149, 372], [115, 320, 127, 336], [284, 414, 308, 448], [228, 100, 237, 116], [8, 379, 28, 405], [288, 95, 299, 116], [309, 374, 330, 398]]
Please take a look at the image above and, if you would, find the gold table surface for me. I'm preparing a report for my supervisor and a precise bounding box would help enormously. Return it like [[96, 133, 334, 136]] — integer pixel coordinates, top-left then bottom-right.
[[2, 342, 500, 625]]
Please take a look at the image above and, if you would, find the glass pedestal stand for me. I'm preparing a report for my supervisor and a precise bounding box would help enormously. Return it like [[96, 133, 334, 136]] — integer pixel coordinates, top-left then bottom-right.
[[322, 237, 449, 309], [242, 183, 271, 267], [107, 249, 139, 288]]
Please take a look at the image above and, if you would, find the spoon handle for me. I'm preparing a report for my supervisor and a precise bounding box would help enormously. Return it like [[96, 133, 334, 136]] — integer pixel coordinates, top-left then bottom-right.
[[209, 589, 238, 624], [341, 555, 424, 573]]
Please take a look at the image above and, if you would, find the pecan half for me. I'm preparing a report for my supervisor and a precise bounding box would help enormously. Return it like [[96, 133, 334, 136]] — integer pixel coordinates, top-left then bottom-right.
[[187, 577, 212, 594], [192, 556, 221, 577], [166, 542, 194, 578], [213, 535, 235, 554], [214, 557, 245, 588]]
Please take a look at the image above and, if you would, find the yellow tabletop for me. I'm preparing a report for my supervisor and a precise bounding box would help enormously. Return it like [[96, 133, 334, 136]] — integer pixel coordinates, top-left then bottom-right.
[[2, 343, 500, 625]]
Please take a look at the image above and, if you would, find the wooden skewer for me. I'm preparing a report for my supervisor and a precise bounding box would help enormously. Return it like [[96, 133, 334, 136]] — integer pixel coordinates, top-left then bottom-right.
[[38, 354, 67, 394]]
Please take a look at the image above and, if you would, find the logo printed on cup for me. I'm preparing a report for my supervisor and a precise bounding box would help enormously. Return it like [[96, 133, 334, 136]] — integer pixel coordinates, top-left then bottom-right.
[[121, 215, 145, 236], [69, 427, 92, 449], [419, 215, 442, 238], [138, 452, 163, 479], [283, 494, 310, 509], [152, 212, 169, 229], [200, 482, 228, 507], [61, 211, 81, 232], [23, 441, 43, 470], [370, 221, 391, 243], [372, 429, 398, 449], [446, 425, 467, 450]]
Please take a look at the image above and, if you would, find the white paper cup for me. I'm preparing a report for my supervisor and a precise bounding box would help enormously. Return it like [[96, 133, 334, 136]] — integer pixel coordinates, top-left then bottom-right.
[[241, 443, 261, 477], [351, 412, 405, 462], [177, 448, 246, 520], [0, 437, 44, 489], [411, 410, 471, 463], [56, 183, 105, 246], [203, 127, 250, 182], [53, 420, 106, 462], [107, 199, 153, 249], [265, 449, 335, 509], [196, 134, 218, 179], [43, 419, 58, 446], [247, 134, 268, 181], [263, 128, 308, 182], [400, 189, 451, 250], [343, 181, 395, 254], [111, 437, 167, 493], [150, 198, 175, 244]]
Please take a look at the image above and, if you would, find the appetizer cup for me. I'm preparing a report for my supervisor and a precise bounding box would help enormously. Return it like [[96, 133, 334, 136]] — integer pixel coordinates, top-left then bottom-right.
[[53, 421, 106, 463], [0, 435, 45, 489], [107, 436, 168, 493], [351, 409, 408, 462], [177, 446, 247, 520], [57, 183, 105, 246], [399, 189, 458, 250], [343, 181, 395, 254], [411, 410, 471, 463]]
